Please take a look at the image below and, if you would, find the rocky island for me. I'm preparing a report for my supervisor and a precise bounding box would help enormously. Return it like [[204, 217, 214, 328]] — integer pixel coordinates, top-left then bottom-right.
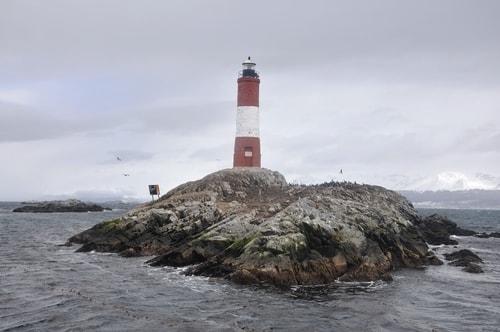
[[66, 57, 486, 287], [67, 168, 462, 287], [14, 199, 110, 213]]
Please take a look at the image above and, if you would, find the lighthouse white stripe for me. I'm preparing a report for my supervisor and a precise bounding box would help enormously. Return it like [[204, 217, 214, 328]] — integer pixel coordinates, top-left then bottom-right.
[[236, 106, 259, 137]]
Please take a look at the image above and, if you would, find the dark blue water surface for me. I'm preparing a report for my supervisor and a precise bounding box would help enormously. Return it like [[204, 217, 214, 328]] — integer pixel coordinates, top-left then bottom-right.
[[1, 203, 499, 331]]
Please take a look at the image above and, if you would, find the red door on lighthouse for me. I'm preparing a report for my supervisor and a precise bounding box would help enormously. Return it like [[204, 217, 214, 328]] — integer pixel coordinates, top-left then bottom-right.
[[233, 57, 261, 168]]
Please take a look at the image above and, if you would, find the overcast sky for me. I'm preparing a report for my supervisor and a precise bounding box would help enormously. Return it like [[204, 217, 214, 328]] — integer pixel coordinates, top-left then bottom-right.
[[1, 0, 499, 201]]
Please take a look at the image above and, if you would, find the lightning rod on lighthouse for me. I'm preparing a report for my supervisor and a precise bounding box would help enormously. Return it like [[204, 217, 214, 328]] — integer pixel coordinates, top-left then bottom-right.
[[233, 57, 261, 168]]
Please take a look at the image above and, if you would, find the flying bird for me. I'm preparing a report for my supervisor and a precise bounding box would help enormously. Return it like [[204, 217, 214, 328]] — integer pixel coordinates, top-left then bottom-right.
[[122, 173, 130, 176], [116, 157, 122, 161]]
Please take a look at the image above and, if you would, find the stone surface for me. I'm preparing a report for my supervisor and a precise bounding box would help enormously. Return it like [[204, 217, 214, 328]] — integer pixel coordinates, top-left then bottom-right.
[[475, 232, 500, 238], [68, 168, 442, 287], [444, 249, 484, 273], [413, 214, 476, 245], [413, 216, 486, 274], [13, 199, 110, 213], [463, 263, 484, 273]]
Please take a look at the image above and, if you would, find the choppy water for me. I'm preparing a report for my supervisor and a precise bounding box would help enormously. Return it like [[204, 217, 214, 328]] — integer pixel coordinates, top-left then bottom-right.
[[1, 203, 499, 331]]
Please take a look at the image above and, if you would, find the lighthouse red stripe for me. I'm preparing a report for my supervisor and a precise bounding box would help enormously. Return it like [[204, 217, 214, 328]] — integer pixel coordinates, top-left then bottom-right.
[[237, 77, 260, 107], [233, 137, 261, 167]]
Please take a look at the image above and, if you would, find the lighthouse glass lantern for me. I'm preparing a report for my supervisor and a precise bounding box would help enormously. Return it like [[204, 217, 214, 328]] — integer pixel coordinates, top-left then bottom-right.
[[241, 58, 258, 78], [233, 57, 261, 167]]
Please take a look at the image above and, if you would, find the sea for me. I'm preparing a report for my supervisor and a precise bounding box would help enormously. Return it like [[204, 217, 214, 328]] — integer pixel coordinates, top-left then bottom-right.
[[1, 201, 499, 332]]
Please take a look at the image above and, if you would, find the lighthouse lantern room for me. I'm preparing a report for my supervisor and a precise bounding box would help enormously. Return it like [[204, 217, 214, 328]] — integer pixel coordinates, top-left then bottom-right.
[[233, 57, 261, 167]]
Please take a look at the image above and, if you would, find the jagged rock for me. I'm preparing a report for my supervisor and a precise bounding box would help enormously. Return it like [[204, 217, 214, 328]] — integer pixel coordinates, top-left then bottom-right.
[[475, 232, 500, 238], [68, 168, 441, 287], [13, 199, 110, 213], [464, 263, 484, 274], [413, 216, 486, 274], [413, 214, 476, 245], [444, 249, 484, 273], [444, 249, 483, 265]]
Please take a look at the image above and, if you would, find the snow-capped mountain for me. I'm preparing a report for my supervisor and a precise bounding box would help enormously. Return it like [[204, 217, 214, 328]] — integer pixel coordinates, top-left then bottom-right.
[[390, 172, 500, 209], [405, 172, 500, 191], [378, 171, 500, 191]]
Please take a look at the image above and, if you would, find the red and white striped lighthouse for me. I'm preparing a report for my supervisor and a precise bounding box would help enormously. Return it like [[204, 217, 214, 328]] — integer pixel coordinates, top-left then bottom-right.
[[233, 57, 261, 168]]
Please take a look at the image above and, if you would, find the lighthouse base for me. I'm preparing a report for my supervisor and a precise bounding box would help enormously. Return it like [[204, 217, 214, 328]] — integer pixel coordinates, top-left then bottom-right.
[[233, 137, 261, 168]]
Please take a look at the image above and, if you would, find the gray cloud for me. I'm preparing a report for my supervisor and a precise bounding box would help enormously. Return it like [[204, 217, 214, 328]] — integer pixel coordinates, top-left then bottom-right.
[[1, 0, 499, 200]]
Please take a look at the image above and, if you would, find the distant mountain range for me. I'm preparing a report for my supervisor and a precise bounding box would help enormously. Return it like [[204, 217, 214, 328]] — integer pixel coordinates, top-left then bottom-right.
[[382, 171, 500, 192], [390, 171, 500, 209], [398, 189, 500, 209]]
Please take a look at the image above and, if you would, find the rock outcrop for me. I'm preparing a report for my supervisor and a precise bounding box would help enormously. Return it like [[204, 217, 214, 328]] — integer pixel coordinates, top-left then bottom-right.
[[14, 199, 110, 213], [413, 213, 476, 245], [413, 214, 486, 274], [475, 232, 500, 238], [68, 168, 441, 287], [444, 249, 484, 273]]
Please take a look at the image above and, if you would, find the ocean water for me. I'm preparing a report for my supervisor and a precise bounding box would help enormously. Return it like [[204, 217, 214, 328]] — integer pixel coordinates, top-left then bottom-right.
[[1, 202, 499, 331]]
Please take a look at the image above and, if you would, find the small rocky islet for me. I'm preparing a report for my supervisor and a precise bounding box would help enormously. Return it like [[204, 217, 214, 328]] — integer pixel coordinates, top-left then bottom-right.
[[67, 168, 484, 287], [13, 199, 110, 213]]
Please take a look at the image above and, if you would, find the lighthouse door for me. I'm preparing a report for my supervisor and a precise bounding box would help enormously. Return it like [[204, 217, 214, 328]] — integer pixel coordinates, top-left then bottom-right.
[[243, 147, 254, 166]]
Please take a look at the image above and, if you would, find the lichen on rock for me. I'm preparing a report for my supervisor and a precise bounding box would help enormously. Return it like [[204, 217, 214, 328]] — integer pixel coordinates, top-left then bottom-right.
[[68, 168, 442, 287]]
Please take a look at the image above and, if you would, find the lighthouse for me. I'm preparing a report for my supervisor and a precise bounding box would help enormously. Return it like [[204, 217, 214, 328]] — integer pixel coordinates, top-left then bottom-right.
[[233, 57, 261, 167]]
